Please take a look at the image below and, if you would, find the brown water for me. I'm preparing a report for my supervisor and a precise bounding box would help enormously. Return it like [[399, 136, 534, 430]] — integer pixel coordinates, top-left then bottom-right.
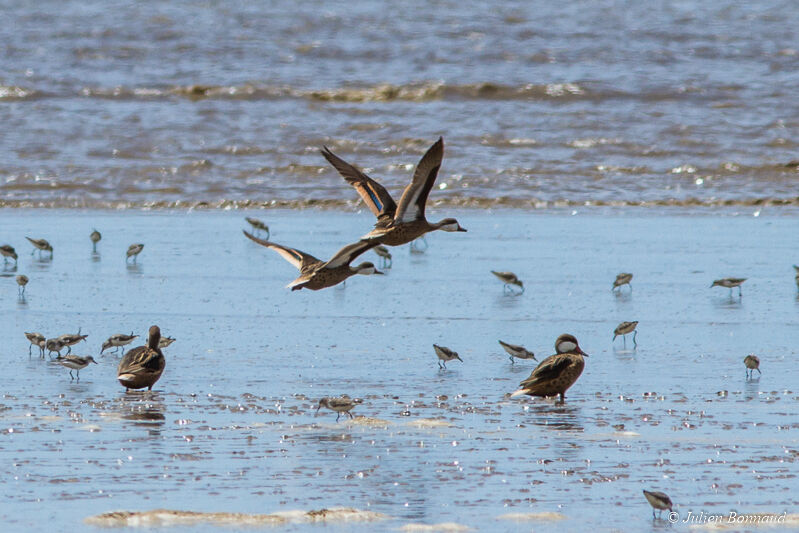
[[2, 1, 799, 209], [1, 209, 798, 531]]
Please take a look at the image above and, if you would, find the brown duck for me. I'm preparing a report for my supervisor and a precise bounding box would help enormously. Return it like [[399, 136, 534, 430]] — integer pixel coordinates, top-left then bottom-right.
[[511, 334, 588, 402], [320, 137, 466, 246], [243, 231, 383, 290], [117, 325, 166, 391]]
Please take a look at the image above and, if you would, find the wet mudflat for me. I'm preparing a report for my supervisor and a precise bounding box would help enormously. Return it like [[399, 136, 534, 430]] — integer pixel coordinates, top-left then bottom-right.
[[1, 208, 798, 531]]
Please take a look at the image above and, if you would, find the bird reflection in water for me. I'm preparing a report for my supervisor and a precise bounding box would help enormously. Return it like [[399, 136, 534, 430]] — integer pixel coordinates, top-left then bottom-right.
[[526, 402, 583, 432], [118, 393, 166, 425]]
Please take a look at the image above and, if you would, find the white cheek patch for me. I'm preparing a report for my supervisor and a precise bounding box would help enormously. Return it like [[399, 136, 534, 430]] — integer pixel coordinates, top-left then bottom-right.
[[558, 341, 577, 353]]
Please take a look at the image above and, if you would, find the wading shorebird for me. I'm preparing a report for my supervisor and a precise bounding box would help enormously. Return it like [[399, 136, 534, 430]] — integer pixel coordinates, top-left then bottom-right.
[[101, 333, 138, 355], [491, 271, 524, 293], [243, 231, 383, 291], [612, 272, 633, 291], [316, 396, 363, 421], [613, 321, 638, 348], [373, 245, 392, 268], [90, 229, 101, 252], [117, 325, 165, 391], [433, 344, 462, 369], [126, 243, 144, 263], [245, 217, 270, 238], [16, 275, 28, 295], [498, 340, 537, 364], [26, 237, 53, 258], [511, 334, 588, 403], [158, 336, 176, 349], [744, 354, 761, 379], [45, 338, 66, 358], [57, 355, 97, 381], [642, 490, 673, 520], [58, 330, 88, 354], [711, 277, 746, 297], [0, 244, 17, 264], [320, 137, 467, 250], [25, 332, 46, 356]]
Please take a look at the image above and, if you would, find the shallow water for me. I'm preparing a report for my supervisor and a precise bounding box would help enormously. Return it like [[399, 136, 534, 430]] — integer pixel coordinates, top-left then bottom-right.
[[1, 209, 798, 531], [2, 1, 799, 208]]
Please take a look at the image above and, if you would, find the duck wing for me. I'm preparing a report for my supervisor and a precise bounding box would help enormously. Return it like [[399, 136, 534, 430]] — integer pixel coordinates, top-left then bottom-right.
[[321, 147, 397, 221], [117, 346, 164, 376], [243, 231, 321, 271], [394, 137, 444, 223], [519, 354, 571, 388], [322, 240, 379, 269]]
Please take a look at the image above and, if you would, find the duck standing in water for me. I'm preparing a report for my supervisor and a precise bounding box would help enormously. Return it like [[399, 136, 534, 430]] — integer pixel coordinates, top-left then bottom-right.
[[511, 334, 588, 403], [117, 326, 165, 391]]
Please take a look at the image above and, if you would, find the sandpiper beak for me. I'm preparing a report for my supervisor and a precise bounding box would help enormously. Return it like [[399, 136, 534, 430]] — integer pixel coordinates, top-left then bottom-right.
[[456, 355, 463, 362], [374, 270, 385, 275], [457, 227, 467, 232], [579, 348, 589, 357]]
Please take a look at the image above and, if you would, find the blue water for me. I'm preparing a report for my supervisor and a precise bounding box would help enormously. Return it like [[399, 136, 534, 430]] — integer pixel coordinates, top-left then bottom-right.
[[1, 1, 798, 207], [1, 209, 798, 531]]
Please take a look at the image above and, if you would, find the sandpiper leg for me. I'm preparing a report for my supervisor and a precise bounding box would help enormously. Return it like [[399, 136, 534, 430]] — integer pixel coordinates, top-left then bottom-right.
[[756, 368, 761, 375], [76, 370, 80, 382], [69, 370, 74, 380], [633, 330, 638, 347], [28, 344, 32, 355], [335, 413, 341, 422], [623, 335, 627, 348], [509, 355, 514, 364], [348, 411, 354, 419]]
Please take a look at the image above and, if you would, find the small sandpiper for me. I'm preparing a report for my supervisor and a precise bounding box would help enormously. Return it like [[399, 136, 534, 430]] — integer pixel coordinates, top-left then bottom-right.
[[433, 344, 463, 369], [158, 336, 176, 349], [612, 272, 633, 291], [45, 338, 66, 357], [245, 217, 270, 238], [511, 334, 588, 403], [101, 332, 139, 355], [126, 243, 144, 263], [744, 354, 761, 379], [0, 244, 17, 264], [26, 237, 53, 258], [642, 490, 673, 519], [25, 332, 46, 356], [58, 330, 89, 354], [16, 275, 29, 295], [90, 229, 101, 252], [491, 271, 524, 293], [711, 277, 746, 297], [373, 245, 392, 268], [56, 355, 97, 381], [498, 340, 537, 364], [613, 321, 638, 348], [316, 396, 363, 421]]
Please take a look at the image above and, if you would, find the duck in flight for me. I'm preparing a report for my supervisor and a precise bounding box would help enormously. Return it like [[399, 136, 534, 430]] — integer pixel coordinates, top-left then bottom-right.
[[320, 137, 467, 248], [243, 231, 383, 291]]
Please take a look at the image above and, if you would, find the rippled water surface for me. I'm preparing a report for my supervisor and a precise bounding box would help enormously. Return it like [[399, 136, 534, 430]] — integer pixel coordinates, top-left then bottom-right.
[[1, 209, 798, 531], [2, 1, 799, 208]]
